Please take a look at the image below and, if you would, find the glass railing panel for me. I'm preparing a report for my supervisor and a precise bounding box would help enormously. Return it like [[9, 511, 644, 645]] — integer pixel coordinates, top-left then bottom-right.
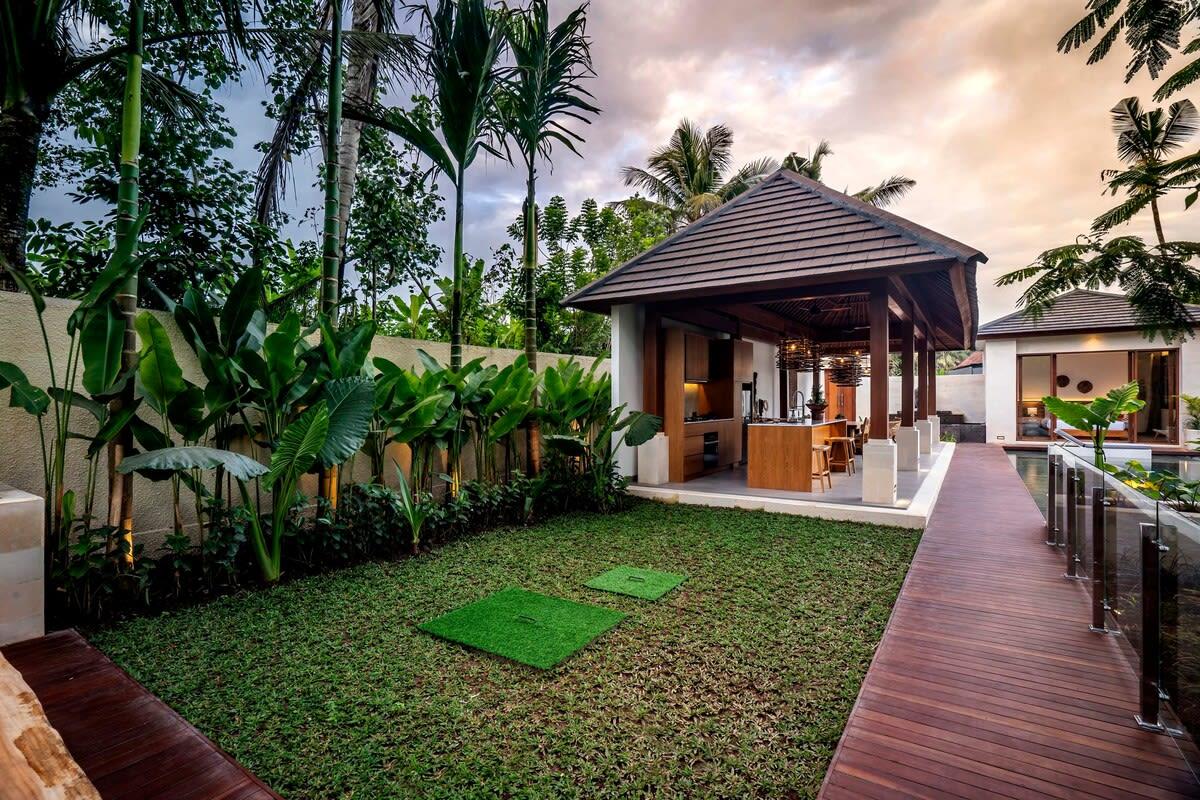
[[1157, 502, 1200, 776]]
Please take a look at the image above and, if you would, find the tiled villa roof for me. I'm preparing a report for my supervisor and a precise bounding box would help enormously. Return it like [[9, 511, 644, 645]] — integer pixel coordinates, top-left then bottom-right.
[[977, 289, 1200, 338], [564, 169, 986, 312], [951, 350, 983, 370]]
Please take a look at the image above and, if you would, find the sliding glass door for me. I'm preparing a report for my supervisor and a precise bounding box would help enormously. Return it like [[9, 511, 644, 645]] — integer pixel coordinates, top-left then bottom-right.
[[1131, 349, 1179, 444]]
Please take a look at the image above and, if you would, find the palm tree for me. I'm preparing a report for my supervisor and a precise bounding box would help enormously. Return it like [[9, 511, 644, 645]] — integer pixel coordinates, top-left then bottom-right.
[[621, 119, 777, 226], [783, 139, 917, 208], [502, 0, 598, 475], [321, 0, 346, 321], [1094, 96, 1200, 244], [350, 0, 508, 370]]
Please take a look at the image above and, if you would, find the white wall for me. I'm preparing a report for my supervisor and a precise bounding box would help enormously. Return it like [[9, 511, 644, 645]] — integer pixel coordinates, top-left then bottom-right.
[[852, 373, 986, 423], [610, 304, 644, 477], [752, 339, 780, 417], [983, 331, 1199, 443]]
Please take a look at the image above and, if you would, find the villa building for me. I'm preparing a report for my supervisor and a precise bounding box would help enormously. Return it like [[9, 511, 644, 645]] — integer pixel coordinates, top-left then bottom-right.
[[979, 289, 1200, 446]]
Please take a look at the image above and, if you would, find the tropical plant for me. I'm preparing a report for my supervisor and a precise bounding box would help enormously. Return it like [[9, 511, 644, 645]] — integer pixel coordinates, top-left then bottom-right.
[[1106, 459, 1200, 513], [501, 0, 598, 475], [0, 225, 145, 582], [1182, 392, 1200, 429], [347, 0, 509, 369], [393, 460, 430, 554], [1094, 97, 1200, 241], [621, 119, 777, 226], [1058, 1, 1200, 100], [372, 354, 455, 489], [1043, 381, 1145, 468], [465, 355, 537, 482], [782, 140, 917, 208]]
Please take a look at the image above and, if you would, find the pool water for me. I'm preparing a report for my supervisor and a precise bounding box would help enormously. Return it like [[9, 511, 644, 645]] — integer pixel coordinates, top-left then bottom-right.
[[1009, 450, 1200, 519]]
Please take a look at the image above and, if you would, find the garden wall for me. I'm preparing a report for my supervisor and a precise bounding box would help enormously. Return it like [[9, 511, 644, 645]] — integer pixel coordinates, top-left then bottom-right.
[[854, 373, 985, 422], [0, 290, 607, 549]]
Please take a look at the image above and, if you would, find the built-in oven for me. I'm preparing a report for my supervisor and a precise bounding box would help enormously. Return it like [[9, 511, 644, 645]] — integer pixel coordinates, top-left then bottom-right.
[[702, 431, 719, 469]]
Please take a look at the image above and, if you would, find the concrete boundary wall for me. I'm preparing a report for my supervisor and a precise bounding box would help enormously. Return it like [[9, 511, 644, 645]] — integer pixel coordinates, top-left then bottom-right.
[[0, 290, 607, 549]]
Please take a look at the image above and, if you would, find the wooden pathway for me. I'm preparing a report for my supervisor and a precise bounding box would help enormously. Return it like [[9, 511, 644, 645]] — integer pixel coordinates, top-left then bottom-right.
[[820, 443, 1199, 799], [2, 629, 280, 800]]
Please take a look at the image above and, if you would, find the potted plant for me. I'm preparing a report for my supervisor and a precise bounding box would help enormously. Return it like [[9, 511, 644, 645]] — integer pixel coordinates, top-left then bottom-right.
[[1182, 393, 1200, 450], [806, 382, 828, 423]]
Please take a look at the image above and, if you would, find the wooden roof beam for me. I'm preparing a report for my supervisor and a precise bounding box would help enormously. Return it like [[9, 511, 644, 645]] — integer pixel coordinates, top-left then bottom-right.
[[949, 262, 975, 349]]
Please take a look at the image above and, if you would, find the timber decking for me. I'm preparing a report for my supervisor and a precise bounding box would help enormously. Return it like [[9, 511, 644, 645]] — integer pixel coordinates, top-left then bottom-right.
[[820, 442, 1199, 799], [2, 629, 280, 800]]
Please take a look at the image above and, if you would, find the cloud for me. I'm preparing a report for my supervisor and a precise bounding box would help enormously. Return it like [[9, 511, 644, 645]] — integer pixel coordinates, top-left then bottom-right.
[[31, 0, 1200, 326]]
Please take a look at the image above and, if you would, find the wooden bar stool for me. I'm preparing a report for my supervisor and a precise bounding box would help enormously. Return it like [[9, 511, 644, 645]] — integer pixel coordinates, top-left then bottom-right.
[[827, 436, 856, 476], [812, 444, 833, 492]]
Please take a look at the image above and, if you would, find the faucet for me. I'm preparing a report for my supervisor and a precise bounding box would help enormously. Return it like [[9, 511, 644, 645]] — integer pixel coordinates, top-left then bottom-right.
[[793, 389, 809, 422]]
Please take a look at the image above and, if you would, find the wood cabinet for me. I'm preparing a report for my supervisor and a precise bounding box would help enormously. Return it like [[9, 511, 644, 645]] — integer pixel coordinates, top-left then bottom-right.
[[734, 339, 754, 383], [684, 334, 709, 382]]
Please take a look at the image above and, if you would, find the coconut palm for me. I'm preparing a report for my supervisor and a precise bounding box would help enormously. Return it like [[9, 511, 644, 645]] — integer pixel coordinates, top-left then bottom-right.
[[1094, 96, 1200, 243], [502, 0, 598, 474], [350, 0, 508, 369], [621, 120, 777, 226], [783, 139, 917, 208]]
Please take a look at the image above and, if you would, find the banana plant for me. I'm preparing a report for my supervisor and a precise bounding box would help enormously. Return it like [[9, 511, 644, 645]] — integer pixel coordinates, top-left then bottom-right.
[[0, 227, 145, 575], [543, 403, 661, 511], [1043, 381, 1145, 469], [373, 355, 455, 491], [118, 376, 374, 583], [393, 459, 429, 555], [467, 355, 537, 483]]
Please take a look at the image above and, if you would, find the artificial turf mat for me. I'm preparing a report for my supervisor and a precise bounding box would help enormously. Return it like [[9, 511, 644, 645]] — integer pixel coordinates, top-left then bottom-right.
[[585, 565, 686, 600], [417, 587, 625, 669]]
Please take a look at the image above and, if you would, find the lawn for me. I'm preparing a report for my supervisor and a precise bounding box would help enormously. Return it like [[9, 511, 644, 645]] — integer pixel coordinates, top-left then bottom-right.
[[91, 501, 919, 799]]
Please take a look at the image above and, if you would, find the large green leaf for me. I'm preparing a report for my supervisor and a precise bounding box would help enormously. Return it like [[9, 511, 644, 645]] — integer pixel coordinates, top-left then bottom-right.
[[1043, 396, 1096, 431], [0, 362, 49, 416], [87, 400, 143, 458], [69, 207, 148, 334], [48, 387, 105, 420], [167, 384, 208, 442], [620, 411, 662, 448], [81, 302, 125, 396], [117, 446, 268, 482], [318, 377, 374, 467], [135, 312, 186, 414], [220, 267, 264, 352], [266, 402, 330, 490]]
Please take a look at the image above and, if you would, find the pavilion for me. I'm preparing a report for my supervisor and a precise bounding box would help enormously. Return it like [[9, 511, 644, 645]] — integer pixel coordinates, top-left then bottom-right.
[[564, 168, 987, 506]]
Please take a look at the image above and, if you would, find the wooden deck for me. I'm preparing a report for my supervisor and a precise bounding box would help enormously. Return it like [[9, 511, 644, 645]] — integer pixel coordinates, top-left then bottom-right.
[[2, 629, 280, 800], [820, 443, 1200, 799]]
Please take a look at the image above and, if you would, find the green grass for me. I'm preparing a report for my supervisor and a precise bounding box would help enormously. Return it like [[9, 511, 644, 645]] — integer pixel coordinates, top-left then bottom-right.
[[418, 587, 625, 669], [585, 565, 687, 600], [91, 501, 918, 799]]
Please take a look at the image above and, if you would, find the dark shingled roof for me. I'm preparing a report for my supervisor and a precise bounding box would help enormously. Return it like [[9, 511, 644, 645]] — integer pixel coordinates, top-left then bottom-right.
[[952, 350, 983, 369], [564, 168, 987, 311], [977, 289, 1200, 339]]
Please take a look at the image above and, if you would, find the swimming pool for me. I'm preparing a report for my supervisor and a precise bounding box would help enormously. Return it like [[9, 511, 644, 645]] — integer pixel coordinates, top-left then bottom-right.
[[1009, 449, 1200, 518]]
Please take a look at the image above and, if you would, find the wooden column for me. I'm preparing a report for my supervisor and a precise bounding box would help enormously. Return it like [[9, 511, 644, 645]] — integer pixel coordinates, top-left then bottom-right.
[[926, 343, 938, 416], [916, 340, 928, 419], [869, 282, 890, 440], [778, 366, 788, 418], [642, 311, 662, 416], [900, 317, 915, 427]]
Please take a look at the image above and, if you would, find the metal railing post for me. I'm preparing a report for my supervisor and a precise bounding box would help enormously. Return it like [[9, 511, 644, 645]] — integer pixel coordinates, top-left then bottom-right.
[[1046, 452, 1058, 546], [1136, 521, 1168, 732], [1089, 487, 1117, 633], [1064, 468, 1082, 577]]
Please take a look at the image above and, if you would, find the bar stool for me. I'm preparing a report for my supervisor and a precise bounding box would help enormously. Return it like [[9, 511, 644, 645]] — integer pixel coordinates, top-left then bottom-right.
[[812, 444, 833, 492], [827, 436, 856, 476]]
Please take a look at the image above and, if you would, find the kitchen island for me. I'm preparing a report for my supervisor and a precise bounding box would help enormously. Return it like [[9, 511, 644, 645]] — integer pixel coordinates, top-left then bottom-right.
[[746, 419, 848, 492]]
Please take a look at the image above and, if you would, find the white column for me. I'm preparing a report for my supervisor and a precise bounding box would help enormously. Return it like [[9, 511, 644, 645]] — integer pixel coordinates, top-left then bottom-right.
[[862, 439, 898, 504], [928, 414, 941, 446], [915, 418, 933, 453], [0, 485, 44, 646], [610, 304, 644, 478], [896, 426, 920, 470]]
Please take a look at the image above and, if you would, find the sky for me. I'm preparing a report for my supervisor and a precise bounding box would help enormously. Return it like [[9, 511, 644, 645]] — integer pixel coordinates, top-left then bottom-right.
[[30, 0, 1200, 325]]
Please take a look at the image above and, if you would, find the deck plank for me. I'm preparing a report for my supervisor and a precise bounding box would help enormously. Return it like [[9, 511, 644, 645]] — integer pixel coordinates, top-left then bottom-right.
[[819, 443, 1199, 799], [2, 629, 280, 800]]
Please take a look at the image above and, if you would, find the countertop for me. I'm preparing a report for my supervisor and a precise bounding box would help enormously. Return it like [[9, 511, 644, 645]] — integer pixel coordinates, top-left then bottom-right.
[[683, 417, 736, 424], [746, 419, 846, 428]]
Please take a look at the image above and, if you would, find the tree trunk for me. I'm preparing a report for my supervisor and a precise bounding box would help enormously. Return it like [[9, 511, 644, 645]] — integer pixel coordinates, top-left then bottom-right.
[[320, 0, 345, 323], [1150, 195, 1167, 246], [108, 0, 145, 565], [335, 0, 380, 294], [450, 173, 465, 371], [0, 109, 43, 285], [521, 169, 542, 475]]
